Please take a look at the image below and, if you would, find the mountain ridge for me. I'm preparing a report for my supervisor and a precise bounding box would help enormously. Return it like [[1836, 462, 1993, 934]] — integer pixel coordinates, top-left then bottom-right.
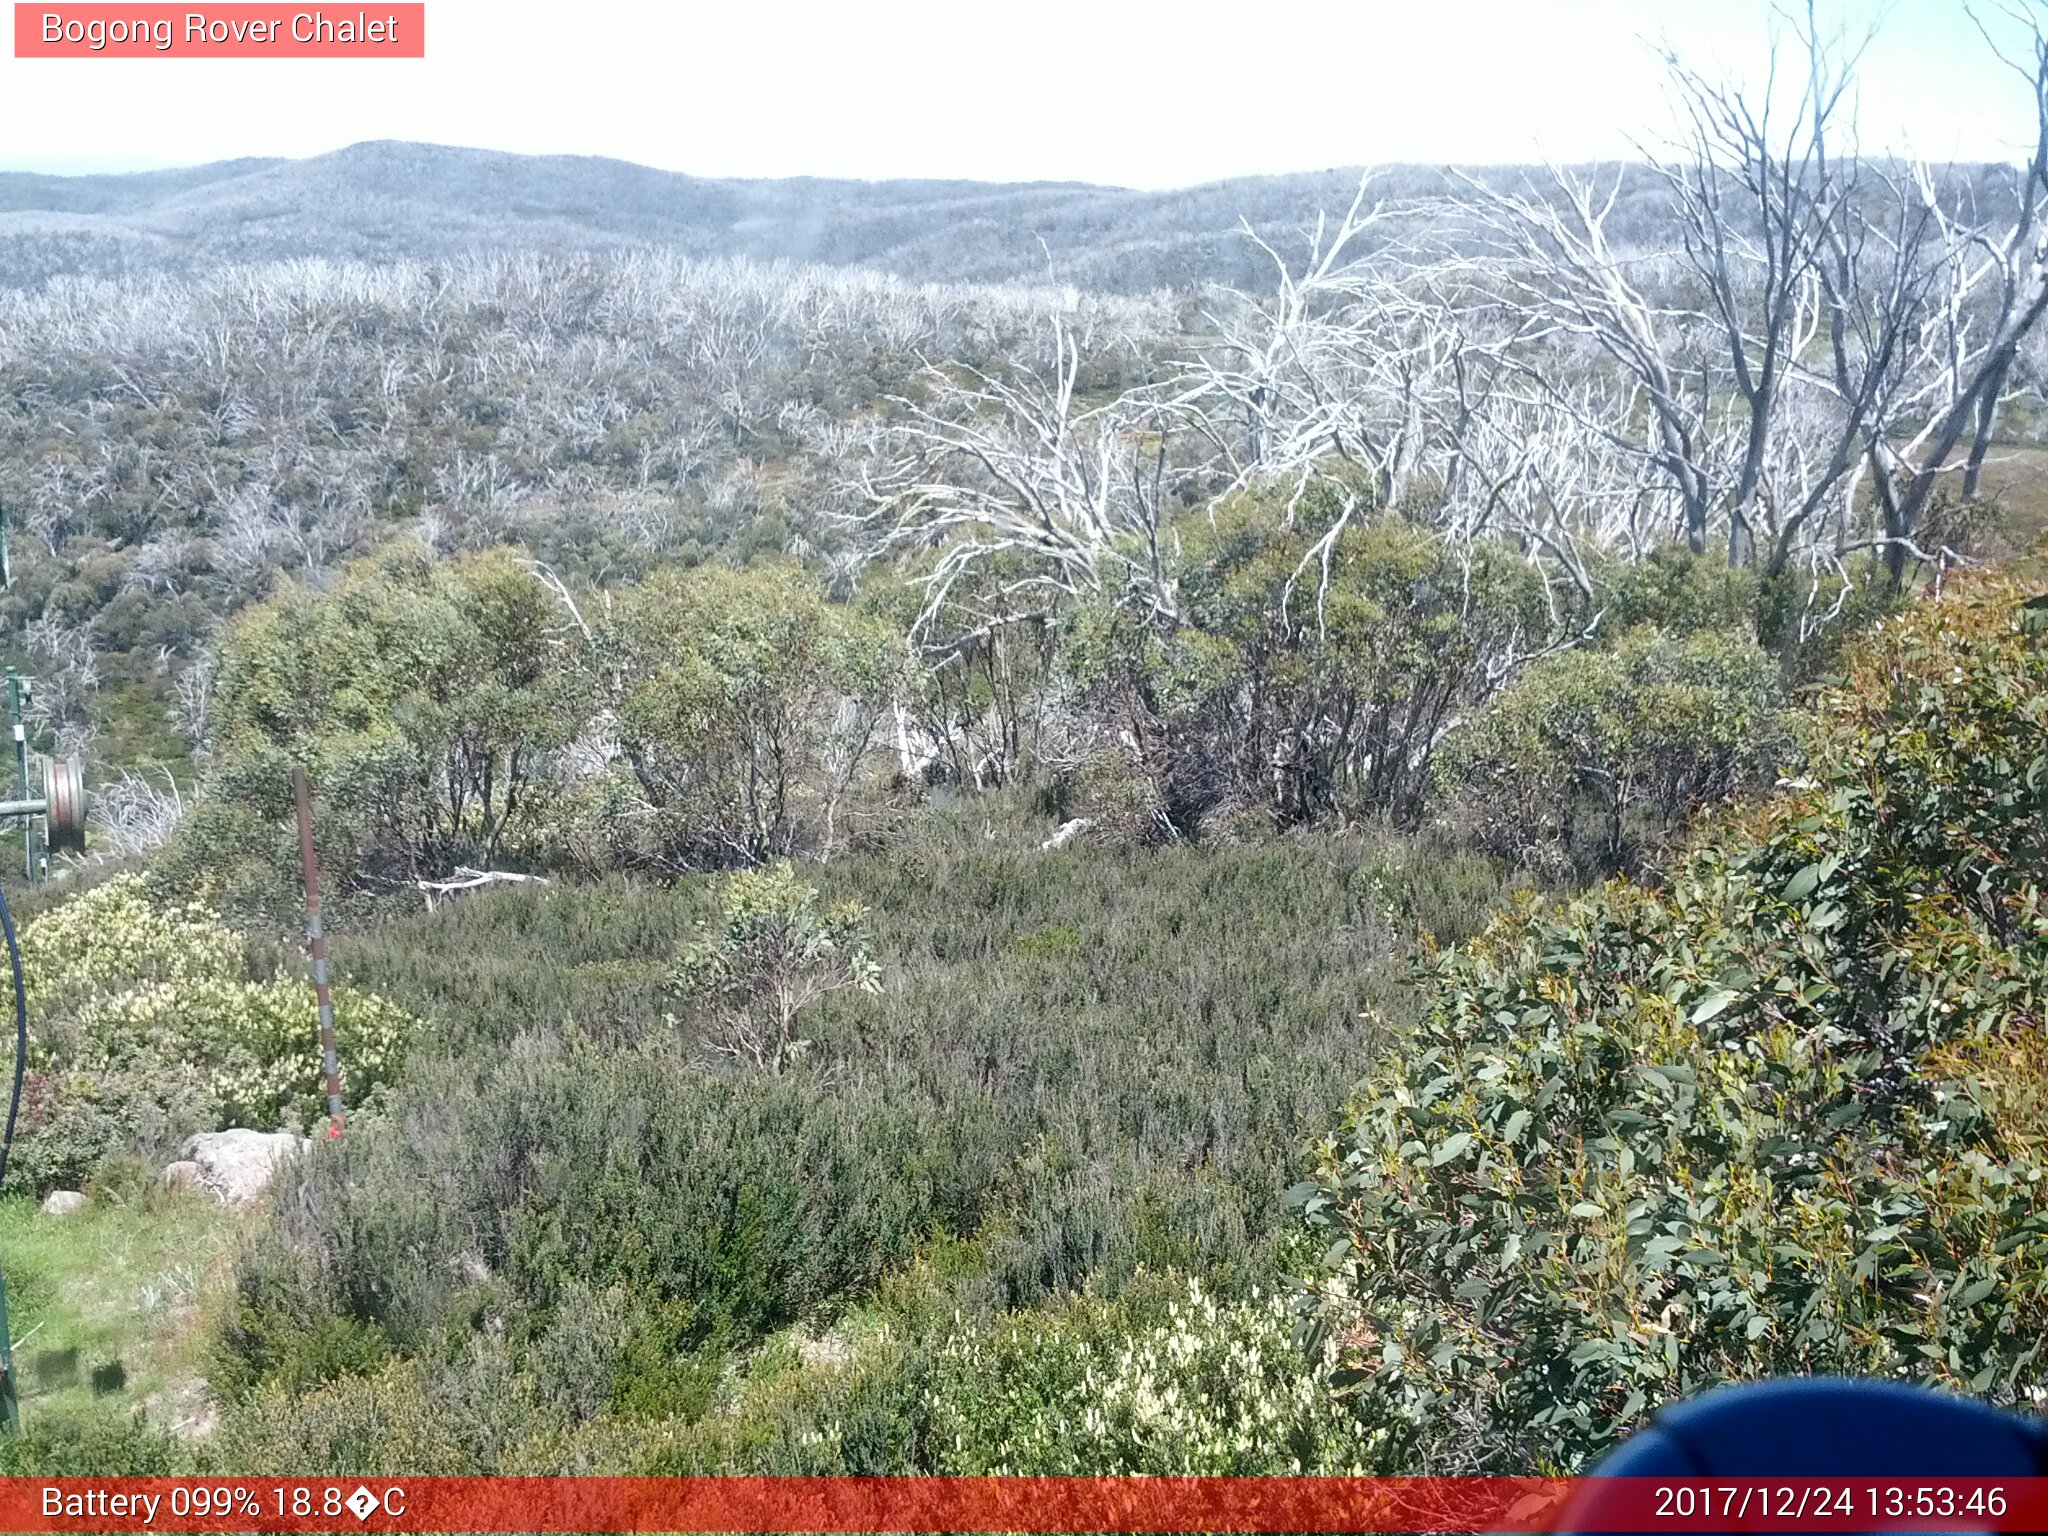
[[0, 140, 1421, 290], [1, 139, 2016, 294]]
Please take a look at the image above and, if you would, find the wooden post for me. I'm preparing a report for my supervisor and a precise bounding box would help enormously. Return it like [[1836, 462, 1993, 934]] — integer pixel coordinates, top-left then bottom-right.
[[291, 766, 345, 1138]]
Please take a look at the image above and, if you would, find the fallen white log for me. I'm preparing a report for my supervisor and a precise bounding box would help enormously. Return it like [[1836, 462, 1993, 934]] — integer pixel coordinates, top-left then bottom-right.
[[1040, 817, 1096, 851], [416, 867, 552, 911]]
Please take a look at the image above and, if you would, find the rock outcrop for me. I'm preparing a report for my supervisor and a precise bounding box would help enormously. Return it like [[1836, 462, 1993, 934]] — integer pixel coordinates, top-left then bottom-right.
[[177, 1129, 305, 1207]]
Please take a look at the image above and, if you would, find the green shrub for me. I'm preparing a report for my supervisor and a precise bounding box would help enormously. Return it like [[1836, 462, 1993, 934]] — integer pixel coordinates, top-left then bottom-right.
[[214, 1357, 502, 1475], [5, 1059, 219, 1196], [1064, 493, 1553, 831], [518, 1281, 718, 1423], [1440, 625, 1794, 873], [23, 876, 241, 1017], [175, 543, 593, 913], [216, 1307, 394, 1402], [1595, 545, 1900, 680], [218, 816, 1529, 1412], [216, 1032, 952, 1391], [672, 861, 881, 1073], [1753, 558, 1908, 680], [1296, 569, 2048, 1474], [601, 563, 899, 868], [1597, 547, 1759, 637], [0, 1410, 185, 1475], [214, 1266, 1390, 1478], [533, 1331, 930, 1476], [9, 874, 422, 1191], [860, 562, 1062, 791]]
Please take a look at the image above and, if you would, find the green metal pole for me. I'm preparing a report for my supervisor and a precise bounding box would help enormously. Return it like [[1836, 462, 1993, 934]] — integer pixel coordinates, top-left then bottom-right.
[[6, 673, 25, 887], [0, 1272, 17, 1433], [0, 505, 21, 1431]]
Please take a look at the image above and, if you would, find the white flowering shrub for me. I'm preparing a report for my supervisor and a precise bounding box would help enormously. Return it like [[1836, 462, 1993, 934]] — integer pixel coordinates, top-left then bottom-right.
[[928, 1275, 1391, 1474], [11, 874, 422, 1188], [24, 874, 242, 1017], [64, 974, 417, 1128]]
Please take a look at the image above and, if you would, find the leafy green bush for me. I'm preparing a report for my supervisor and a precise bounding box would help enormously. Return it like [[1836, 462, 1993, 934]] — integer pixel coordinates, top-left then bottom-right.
[[928, 1273, 1389, 1474], [1440, 626, 1794, 872], [214, 1357, 505, 1475], [601, 563, 899, 868], [176, 544, 593, 912], [1064, 492, 1552, 831], [0, 1411, 185, 1475], [672, 861, 881, 1073], [215, 1263, 1391, 1479], [9, 874, 421, 1189], [1594, 544, 1901, 680], [24, 878, 242, 1016], [1596, 548, 1760, 638], [857, 565, 1062, 791], [1295, 569, 2048, 1474]]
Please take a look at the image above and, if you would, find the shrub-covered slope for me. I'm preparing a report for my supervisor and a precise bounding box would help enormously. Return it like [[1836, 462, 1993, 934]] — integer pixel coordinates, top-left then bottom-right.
[[200, 813, 1521, 1469], [1297, 567, 2048, 1472]]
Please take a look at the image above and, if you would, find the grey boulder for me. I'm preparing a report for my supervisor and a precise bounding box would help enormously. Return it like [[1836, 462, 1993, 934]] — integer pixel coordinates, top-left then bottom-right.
[[177, 1129, 306, 1207]]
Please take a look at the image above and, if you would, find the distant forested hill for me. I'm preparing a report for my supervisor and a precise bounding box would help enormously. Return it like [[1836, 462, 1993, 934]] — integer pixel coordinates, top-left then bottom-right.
[[0, 141, 1649, 291], [9, 140, 2019, 292]]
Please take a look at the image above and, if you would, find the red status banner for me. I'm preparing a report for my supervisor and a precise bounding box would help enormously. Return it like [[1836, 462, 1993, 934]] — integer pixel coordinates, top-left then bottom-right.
[[3, 1476, 2048, 1532], [14, 4, 423, 57]]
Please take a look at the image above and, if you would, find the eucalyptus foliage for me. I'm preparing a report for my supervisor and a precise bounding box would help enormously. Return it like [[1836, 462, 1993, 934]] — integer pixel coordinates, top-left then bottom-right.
[[1066, 493, 1553, 831], [1295, 571, 2048, 1472], [186, 544, 590, 908], [602, 563, 899, 869], [1442, 625, 1795, 872], [671, 861, 881, 1073]]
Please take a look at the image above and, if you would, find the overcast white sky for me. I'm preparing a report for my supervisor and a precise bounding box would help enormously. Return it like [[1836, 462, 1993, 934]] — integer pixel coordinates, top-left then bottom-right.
[[0, 0, 2035, 186]]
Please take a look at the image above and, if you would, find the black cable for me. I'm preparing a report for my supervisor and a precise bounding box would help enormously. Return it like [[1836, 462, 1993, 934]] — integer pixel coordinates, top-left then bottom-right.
[[0, 884, 24, 1193]]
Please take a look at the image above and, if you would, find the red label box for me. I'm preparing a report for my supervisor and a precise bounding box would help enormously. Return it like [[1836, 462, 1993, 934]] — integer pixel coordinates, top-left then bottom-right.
[[14, 3, 424, 56], [4, 1477, 2048, 1533]]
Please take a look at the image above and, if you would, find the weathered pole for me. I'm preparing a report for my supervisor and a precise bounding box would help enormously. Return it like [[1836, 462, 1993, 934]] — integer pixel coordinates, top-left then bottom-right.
[[291, 765, 346, 1138]]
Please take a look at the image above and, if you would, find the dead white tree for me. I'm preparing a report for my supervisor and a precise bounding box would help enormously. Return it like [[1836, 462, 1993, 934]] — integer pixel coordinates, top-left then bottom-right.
[[1169, 178, 1504, 518], [1458, 0, 2048, 586], [862, 318, 1182, 648], [1440, 383, 1667, 601], [1164, 180, 1564, 631], [1848, 4, 2048, 581], [1650, 9, 1866, 571], [88, 768, 187, 860]]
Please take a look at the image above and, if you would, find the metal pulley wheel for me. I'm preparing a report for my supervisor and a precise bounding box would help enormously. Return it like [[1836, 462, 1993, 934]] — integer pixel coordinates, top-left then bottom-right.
[[37, 755, 85, 854]]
